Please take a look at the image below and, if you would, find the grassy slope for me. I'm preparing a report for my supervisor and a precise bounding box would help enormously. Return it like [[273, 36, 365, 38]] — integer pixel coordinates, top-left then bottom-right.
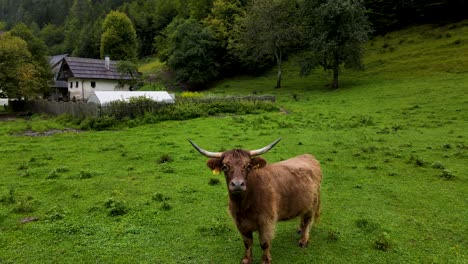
[[0, 22, 467, 263]]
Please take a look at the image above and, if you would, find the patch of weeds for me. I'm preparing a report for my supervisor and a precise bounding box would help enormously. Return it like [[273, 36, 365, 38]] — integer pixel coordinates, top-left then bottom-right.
[[160, 164, 175, 174], [151, 193, 170, 202], [46, 206, 65, 221], [198, 220, 231, 236], [158, 153, 173, 164], [160, 202, 172, 211], [0, 187, 16, 204], [408, 155, 427, 167], [365, 165, 378, 170], [350, 115, 374, 128], [19, 170, 30, 177], [77, 170, 94, 179], [71, 193, 82, 199], [327, 229, 340, 242], [103, 198, 128, 216], [47, 169, 60, 179], [208, 178, 221, 186], [442, 143, 452, 149], [277, 120, 294, 129], [432, 162, 445, 169], [440, 169, 455, 180], [12, 198, 39, 214], [374, 232, 392, 251], [0, 211, 8, 223], [127, 165, 134, 171], [17, 163, 28, 171], [356, 218, 380, 233], [361, 146, 378, 153]]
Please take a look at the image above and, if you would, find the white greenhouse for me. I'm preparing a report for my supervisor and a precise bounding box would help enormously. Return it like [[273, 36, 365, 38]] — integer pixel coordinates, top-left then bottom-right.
[[87, 91, 175, 105]]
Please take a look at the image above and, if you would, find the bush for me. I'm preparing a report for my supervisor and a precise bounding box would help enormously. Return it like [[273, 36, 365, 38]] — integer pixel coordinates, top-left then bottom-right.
[[103, 198, 128, 216]]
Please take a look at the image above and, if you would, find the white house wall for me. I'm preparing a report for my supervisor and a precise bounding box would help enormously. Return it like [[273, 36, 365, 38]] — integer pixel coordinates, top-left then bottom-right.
[[68, 78, 130, 101]]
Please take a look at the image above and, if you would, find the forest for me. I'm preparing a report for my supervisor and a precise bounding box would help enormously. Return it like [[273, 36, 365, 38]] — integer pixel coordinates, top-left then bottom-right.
[[0, 0, 467, 92]]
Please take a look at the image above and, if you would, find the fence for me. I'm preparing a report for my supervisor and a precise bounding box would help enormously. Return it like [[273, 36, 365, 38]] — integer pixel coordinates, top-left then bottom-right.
[[24, 100, 100, 117], [22, 95, 276, 118]]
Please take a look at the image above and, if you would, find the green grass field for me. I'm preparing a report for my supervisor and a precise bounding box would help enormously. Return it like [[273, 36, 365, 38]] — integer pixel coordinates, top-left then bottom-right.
[[0, 22, 467, 263]]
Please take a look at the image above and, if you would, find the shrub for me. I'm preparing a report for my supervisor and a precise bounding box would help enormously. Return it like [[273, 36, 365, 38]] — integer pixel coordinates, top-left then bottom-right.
[[327, 229, 340, 242], [46, 207, 65, 221], [160, 202, 172, 211], [208, 178, 220, 186], [0, 187, 16, 204], [77, 170, 93, 179], [12, 199, 38, 214], [440, 169, 455, 180], [158, 154, 173, 164], [151, 193, 170, 202], [103, 198, 128, 216], [374, 232, 392, 251], [47, 169, 60, 179]]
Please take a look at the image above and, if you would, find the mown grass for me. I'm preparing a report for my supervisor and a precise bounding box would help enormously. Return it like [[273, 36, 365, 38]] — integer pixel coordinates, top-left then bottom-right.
[[0, 22, 467, 263]]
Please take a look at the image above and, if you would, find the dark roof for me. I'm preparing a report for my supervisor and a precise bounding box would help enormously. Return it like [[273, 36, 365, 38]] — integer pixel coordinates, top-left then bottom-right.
[[64, 57, 132, 80], [53, 80, 68, 88], [49, 54, 68, 67]]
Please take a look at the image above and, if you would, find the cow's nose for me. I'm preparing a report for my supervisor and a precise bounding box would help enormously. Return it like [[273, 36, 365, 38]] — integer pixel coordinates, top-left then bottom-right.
[[230, 180, 245, 191]]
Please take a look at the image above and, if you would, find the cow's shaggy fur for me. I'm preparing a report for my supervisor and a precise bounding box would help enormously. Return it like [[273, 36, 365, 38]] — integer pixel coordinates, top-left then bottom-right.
[[206, 150, 322, 264]]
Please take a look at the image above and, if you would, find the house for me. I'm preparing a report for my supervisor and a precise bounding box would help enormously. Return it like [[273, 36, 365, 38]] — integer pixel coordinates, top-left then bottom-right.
[[48, 54, 69, 100], [87, 91, 175, 106], [56, 56, 135, 101]]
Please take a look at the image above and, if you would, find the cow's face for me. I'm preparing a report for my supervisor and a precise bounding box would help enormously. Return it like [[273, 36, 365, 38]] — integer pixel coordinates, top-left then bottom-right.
[[207, 150, 266, 195]]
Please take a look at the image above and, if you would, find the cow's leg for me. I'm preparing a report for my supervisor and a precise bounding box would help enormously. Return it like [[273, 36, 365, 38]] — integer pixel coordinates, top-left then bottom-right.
[[298, 211, 313, 247], [259, 224, 274, 264], [240, 231, 253, 264]]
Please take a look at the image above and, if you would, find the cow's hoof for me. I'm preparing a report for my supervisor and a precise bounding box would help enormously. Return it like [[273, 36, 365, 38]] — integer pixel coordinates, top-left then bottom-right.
[[261, 255, 272, 264], [241, 257, 252, 264], [298, 240, 309, 248]]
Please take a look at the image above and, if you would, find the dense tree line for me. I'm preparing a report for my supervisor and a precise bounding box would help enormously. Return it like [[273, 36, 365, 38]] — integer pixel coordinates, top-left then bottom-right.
[[0, 0, 466, 93]]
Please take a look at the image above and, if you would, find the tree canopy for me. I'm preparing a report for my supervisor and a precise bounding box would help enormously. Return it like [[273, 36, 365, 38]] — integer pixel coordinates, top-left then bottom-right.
[[301, 0, 372, 89], [100, 11, 138, 60], [0, 0, 465, 91], [0, 33, 47, 99]]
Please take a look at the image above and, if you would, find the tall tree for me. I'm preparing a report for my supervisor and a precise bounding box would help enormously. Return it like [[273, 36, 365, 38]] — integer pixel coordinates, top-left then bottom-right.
[[63, 0, 92, 54], [122, 0, 178, 57], [0, 33, 45, 99], [9, 23, 52, 96], [301, 0, 371, 89], [203, 0, 244, 75], [100, 10, 138, 60], [232, 0, 303, 88], [161, 18, 220, 89], [39, 23, 66, 55]]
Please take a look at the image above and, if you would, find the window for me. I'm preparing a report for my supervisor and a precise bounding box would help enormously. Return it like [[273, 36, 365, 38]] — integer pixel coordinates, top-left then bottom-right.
[[69, 82, 72, 88], [91, 81, 96, 88], [75, 82, 78, 88]]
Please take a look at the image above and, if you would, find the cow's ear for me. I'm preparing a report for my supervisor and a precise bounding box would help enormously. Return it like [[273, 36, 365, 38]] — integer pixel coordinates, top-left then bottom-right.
[[250, 157, 267, 169], [207, 158, 223, 175]]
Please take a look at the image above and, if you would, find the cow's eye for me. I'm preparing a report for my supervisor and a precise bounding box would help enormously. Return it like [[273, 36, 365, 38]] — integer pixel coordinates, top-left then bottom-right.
[[221, 164, 230, 171], [245, 164, 252, 171]]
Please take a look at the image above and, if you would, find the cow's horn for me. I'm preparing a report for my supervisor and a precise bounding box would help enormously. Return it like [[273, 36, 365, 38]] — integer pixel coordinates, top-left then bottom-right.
[[188, 139, 223, 158], [249, 138, 282, 156]]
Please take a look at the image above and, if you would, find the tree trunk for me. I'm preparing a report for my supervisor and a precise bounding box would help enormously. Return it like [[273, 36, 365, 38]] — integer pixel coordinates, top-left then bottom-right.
[[332, 55, 339, 89], [332, 67, 339, 89], [275, 48, 282, 88]]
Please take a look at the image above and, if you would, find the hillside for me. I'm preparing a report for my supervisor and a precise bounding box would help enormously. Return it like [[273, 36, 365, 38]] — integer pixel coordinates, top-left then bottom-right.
[[0, 22, 467, 263]]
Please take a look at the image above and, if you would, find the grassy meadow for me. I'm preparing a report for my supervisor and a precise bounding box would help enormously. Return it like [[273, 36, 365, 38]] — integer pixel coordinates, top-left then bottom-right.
[[0, 22, 467, 263]]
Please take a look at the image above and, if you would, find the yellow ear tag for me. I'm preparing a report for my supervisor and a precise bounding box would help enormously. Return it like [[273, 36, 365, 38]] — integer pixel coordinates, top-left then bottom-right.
[[212, 169, 220, 175]]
